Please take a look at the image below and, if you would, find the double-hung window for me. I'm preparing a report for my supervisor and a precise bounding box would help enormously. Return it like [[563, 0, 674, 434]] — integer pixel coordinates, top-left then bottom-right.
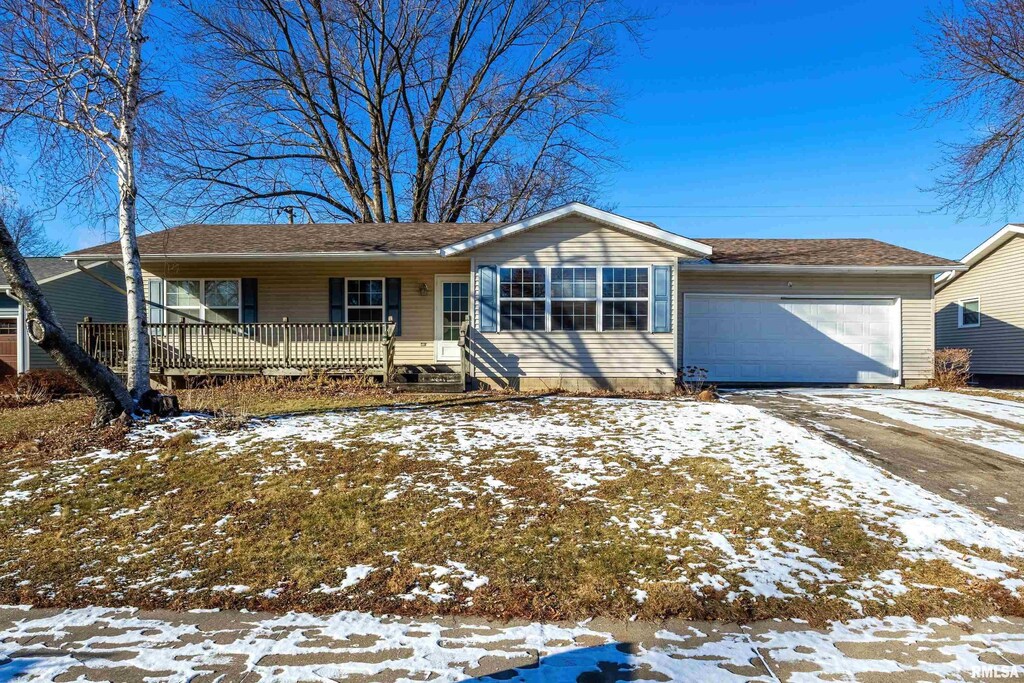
[[346, 279, 385, 323], [550, 267, 597, 331], [166, 280, 241, 324], [499, 267, 546, 331], [601, 267, 649, 331], [958, 297, 981, 328]]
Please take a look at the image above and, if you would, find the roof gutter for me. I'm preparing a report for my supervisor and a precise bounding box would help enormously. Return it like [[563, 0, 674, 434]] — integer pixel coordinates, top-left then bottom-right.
[[677, 263, 967, 275], [64, 251, 449, 262]]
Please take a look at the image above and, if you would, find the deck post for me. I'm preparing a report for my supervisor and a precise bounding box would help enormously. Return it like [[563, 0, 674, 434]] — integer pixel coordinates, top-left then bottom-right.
[[80, 316, 92, 354], [282, 317, 291, 366], [178, 323, 186, 364]]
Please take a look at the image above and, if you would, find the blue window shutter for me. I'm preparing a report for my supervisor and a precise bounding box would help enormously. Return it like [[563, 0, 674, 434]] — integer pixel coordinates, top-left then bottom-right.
[[148, 279, 164, 324], [241, 278, 258, 323], [478, 265, 497, 332], [329, 278, 346, 323], [385, 277, 401, 335], [652, 265, 672, 333]]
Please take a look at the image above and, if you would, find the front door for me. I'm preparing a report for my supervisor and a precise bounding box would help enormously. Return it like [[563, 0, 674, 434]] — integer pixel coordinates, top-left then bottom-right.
[[435, 275, 470, 363], [0, 318, 17, 379]]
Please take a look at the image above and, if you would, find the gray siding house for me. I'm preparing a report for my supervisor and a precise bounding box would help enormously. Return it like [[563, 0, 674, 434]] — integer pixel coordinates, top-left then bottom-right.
[[0, 259, 127, 378], [66, 203, 960, 391], [936, 225, 1024, 382]]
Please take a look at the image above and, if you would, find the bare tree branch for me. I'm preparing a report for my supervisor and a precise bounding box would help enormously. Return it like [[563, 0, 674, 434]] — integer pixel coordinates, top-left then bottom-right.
[[161, 0, 639, 223]]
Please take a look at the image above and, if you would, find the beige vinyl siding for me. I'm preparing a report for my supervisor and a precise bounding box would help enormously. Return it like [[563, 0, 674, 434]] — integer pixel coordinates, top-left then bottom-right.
[[935, 234, 1024, 375], [29, 262, 128, 371], [677, 272, 936, 383], [142, 259, 469, 366], [468, 217, 681, 386]]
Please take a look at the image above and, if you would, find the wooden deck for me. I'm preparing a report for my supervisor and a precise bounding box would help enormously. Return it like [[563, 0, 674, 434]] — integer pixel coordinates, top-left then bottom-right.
[[78, 319, 398, 378]]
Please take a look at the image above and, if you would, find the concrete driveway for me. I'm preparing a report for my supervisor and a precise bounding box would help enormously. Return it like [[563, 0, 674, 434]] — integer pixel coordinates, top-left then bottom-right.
[[729, 389, 1024, 530]]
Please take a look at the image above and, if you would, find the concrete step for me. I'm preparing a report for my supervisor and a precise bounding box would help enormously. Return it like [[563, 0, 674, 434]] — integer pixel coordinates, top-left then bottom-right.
[[394, 372, 463, 384], [391, 380, 465, 393]]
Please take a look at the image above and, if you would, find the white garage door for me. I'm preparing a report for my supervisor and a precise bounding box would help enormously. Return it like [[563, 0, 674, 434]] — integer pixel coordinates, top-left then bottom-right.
[[683, 295, 900, 384]]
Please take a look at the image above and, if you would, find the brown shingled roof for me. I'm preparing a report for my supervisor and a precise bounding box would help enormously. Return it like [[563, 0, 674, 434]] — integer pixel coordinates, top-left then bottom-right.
[[67, 222, 499, 257], [697, 238, 959, 267], [66, 222, 958, 268]]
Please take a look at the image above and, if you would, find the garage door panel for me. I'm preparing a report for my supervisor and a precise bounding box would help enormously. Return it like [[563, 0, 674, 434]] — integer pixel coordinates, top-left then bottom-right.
[[683, 295, 899, 384]]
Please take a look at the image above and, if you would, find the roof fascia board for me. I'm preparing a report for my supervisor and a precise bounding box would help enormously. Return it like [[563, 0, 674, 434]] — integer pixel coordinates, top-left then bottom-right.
[[935, 224, 1024, 291], [438, 202, 714, 257], [678, 263, 966, 275], [34, 259, 108, 285]]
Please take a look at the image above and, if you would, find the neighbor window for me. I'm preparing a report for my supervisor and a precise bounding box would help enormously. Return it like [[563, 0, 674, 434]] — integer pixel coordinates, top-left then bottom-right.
[[550, 267, 597, 331], [601, 267, 649, 331], [499, 267, 545, 331], [958, 297, 981, 328], [346, 279, 385, 323], [166, 280, 242, 324]]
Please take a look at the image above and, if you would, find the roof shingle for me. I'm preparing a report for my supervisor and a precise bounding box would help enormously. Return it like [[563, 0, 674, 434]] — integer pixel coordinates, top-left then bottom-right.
[[65, 222, 959, 268], [0, 258, 79, 287]]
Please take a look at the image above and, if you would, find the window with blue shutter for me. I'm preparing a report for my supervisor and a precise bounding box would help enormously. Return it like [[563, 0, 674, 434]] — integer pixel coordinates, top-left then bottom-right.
[[148, 279, 164, 325], [478, 265, 497, 332], [329, 278, 345, 323], [385, 278, 401, 335], [241, 278, 258, 323], [652, 265, 672, 333]]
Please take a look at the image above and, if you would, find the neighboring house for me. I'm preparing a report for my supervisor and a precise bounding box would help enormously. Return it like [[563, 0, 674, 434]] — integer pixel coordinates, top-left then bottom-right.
[[935, 224, 1024, 383], [0, 258, 128, 379], [65, 203, 960, 391]]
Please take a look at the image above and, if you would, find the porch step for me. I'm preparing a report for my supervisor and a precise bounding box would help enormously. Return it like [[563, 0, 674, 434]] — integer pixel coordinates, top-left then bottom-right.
[[392, 380, 465, 394], [394, 372, 462, 384]]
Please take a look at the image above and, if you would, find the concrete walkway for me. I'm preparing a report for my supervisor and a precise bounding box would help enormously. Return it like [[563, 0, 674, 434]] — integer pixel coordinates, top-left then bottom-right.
[[1, 606, 1023, 682]]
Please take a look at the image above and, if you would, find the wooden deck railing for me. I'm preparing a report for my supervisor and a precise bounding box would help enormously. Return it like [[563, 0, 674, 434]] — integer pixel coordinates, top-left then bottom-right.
[[78, 318, 398, 377]]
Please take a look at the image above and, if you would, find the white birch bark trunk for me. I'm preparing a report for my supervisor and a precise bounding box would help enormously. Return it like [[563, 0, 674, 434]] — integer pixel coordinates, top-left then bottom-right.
[[116, 148, 150, 398]]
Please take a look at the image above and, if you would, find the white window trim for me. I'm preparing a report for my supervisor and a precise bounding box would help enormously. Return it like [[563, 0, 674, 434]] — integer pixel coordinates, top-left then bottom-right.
[[345, 277, 386, 323], [491, 265, 658, 333], [497, 267, 547, 332], [957, 296, 981, 329], [550, 267, 599, 332], [599, 266, 653, 333], [165, 279, 242, 323]]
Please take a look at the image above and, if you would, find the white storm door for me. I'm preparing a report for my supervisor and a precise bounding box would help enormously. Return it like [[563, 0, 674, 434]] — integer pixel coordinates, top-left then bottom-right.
[[435, 275, 470, 363]]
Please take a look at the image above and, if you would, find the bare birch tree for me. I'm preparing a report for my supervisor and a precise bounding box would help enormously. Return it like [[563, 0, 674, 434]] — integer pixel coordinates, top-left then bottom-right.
[[0, 0, 155, 399], [0, 213, 134, 424], [921, 0, 1024, 216], [166, 0, 639, 223]]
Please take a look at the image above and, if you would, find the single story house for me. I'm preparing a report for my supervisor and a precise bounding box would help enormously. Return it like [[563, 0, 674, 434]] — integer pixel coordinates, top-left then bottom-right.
[[66, 203, 961, 391], [935, 224, 1024, 383], [0, 258, 127, 379]]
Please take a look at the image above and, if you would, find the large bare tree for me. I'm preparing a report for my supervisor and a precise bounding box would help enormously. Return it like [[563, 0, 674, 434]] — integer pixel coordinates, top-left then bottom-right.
[[0, 214, 134, 424], [0, 0, 155, 399], [921, 0, 1024, 216], [167, 0, 639, 223]]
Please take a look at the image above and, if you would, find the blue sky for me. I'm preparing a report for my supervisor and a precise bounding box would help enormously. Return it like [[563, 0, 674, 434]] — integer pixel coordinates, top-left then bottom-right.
[[25, 0, 1006, 260], [601, 0, 1000, 260]]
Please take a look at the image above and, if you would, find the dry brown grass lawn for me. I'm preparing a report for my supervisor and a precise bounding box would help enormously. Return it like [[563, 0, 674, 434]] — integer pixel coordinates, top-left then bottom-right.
[[0, 383, 1022, 624]]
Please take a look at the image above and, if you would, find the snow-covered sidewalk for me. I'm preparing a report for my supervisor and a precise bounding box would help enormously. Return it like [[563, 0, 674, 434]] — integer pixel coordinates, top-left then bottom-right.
[[1, 606, 1022, 682]]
